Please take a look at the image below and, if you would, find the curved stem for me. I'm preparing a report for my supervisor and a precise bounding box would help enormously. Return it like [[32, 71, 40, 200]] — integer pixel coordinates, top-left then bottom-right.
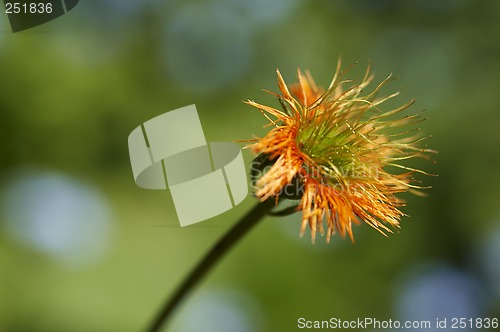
[[147, 199, 275, 332]]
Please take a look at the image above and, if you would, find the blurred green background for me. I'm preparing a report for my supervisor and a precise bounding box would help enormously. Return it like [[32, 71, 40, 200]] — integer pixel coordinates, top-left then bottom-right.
[[1, 1, 500, 331]]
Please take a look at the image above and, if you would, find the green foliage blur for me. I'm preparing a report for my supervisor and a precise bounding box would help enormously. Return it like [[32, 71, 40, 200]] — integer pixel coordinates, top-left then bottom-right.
[[1, 1, 500, 331]]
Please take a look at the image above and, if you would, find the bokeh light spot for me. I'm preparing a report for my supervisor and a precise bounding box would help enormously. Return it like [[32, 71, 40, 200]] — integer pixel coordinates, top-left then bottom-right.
[[171, 288, 263, 332], [476, 224, 500, 301], [164, 3, 252, 93], [1, 170, 114, 268], [394, 263, 485, 330]]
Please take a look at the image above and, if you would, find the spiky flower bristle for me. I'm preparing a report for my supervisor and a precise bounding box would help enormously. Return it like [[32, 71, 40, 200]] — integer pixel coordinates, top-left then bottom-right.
[[245, 60, 435, 243]]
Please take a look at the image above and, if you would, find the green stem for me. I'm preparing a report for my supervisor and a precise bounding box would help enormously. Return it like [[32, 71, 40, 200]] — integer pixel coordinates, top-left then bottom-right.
[[146, 199, 275, 332]]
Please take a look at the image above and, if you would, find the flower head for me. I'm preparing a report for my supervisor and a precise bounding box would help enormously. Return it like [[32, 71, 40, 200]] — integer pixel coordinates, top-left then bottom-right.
[[245, 60, 434, 243]]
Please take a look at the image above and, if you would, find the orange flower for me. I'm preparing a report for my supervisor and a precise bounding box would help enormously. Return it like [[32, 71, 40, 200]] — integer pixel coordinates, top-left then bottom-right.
[[246, 61, 435, 243]]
